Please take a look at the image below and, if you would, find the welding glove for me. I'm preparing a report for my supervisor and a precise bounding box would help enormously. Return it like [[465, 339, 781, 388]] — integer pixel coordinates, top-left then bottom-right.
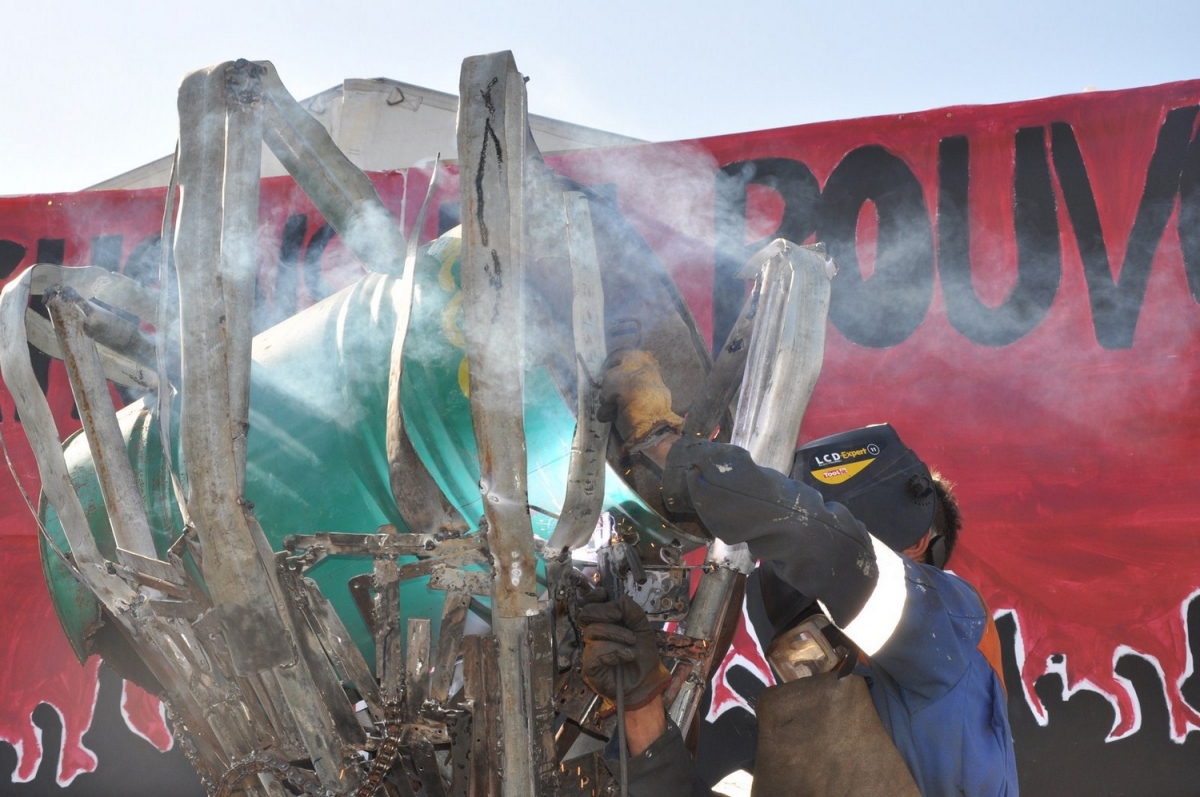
[[579, 595, 672, 710], [600, 350, 684, 453]]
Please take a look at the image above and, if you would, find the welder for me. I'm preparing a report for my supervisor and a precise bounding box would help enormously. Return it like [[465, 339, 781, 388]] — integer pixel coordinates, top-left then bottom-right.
[[578, 350, 1018, 795]]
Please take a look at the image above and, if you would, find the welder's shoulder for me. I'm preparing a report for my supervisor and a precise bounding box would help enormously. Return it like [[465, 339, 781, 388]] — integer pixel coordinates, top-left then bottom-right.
[[907, 564, 991, 637]]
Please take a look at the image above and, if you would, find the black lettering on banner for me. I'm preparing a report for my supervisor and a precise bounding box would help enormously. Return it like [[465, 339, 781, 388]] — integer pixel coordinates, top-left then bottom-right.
[[255, 214, 307, 332], [0, 240, 26, 422], [1179, 114, 1200, 302], [938, 128, 1062, 347], [15, 239, 67, 422], [122, 235, 163, 286], [713, 158, 820, 351], [303, 223, 337, 308], [1052, 106, 1200, 349], [819, 146, 934, 348], [37, 238, 65, 268], [0, 239, 27, 280], [90, 235, 123, 273], [438, 202, 462, 236]]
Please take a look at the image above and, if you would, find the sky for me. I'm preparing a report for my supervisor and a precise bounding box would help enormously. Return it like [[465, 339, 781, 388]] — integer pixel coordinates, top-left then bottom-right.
[[1, 0, 1196, 196]]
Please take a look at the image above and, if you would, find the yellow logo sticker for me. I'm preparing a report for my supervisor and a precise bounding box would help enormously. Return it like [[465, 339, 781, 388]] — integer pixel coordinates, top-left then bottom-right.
[[810, 458, 875, 485]]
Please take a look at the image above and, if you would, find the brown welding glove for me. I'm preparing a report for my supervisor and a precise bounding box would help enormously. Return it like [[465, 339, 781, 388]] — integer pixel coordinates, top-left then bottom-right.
[[601, 350, 684, 453], [578, 595, 671, 710]]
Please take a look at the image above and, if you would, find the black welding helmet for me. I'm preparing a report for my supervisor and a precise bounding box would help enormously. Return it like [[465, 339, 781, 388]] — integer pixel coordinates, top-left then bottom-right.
[[791, 424, 937, 554]]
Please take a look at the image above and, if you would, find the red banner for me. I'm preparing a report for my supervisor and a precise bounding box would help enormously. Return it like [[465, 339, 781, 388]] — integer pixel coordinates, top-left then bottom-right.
[[3, 79, 1199, 785]]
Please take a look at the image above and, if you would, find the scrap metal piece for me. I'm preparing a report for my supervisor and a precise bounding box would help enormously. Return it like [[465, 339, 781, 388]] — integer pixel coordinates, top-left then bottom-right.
[[460, 634, 501, 797], [681, 277, 763, 440], [348, 573, 377, 636], [409, 739, 448, 797], [444, 708, 474, 797], [174, 63, 293, 674], [293, 572, 383, 718], [373, 554, 404, 705], [45, 287, 159, 562], [457, 50, 539, 614], [386, 158, 470, 537], [24, 299, 158, 391], [430, 590, 472, 703], [405, 618, 432, 716], [428, 567, 491, 596], [731, 240, 835, 472], [0, 269, 137, 608], [284, 530, 485, 564], [256, 60, 408, 276], [458, 50, 550, 796], [546, 192, 610, 554], [669, 239, 835, 735]]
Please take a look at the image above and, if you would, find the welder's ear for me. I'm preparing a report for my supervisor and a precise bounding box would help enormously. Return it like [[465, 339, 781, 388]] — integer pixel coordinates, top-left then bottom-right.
[[901, 529, 934, 562], [928, 534, 948, 569]]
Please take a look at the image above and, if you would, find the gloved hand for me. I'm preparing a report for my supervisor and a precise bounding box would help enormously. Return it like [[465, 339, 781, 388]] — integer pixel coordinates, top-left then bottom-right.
[[579, 595, 672, 710], [600, 350, 683, 452]]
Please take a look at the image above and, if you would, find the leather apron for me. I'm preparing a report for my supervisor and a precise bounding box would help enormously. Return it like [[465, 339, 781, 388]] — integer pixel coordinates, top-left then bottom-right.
[[750, 672, 921, 797]]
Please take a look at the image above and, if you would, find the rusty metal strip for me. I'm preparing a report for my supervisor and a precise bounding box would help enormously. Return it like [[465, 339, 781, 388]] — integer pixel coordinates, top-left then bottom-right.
[[409, 739, 448, 797], [294, 574, 383, 719], [461, 635, 501, 797], [429, 590, 471, 703], [394, 547, 488, 582], [458, 50, 542, 796], [546, 193, 610, 554], [374, 555, 404, 705], [286, 530, 482, 556], [446, 708, 474, 797], [405, 618, 432, 718], [457, 51, 539, 615], [428, 567, 491, 596], [348, 573, 376, 636], [523, 611, 560, 792]]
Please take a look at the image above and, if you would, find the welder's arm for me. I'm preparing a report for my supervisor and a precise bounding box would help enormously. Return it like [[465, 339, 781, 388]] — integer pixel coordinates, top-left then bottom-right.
[[601, 349, 898, 649], [661, 437, 898, 645], [580, 597, 713, 795]]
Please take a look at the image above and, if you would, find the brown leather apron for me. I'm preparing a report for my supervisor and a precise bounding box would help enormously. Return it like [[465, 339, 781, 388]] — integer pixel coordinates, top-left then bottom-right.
[[749, 672, 921, 796]]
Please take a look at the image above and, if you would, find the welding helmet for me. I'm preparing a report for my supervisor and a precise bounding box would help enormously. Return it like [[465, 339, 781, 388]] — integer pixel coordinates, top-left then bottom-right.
[[791, 424, 937, 556]]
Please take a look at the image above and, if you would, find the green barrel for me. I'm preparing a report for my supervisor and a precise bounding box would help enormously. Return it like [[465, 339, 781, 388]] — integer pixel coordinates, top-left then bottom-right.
[[41, 228, 700, 673]]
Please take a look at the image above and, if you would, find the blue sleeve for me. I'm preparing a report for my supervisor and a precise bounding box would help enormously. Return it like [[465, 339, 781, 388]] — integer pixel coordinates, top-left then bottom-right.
[[868, 561, 991, 706]]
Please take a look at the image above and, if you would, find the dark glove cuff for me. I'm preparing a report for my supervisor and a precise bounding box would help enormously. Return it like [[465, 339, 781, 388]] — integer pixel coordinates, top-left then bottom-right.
[[628, 421, 683, 454], [661, 436, 709, 514], [625, 665, 672, 710]]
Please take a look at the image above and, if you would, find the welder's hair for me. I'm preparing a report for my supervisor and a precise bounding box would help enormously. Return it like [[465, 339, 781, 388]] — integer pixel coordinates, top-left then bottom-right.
[[929, 471, 961, 566]]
